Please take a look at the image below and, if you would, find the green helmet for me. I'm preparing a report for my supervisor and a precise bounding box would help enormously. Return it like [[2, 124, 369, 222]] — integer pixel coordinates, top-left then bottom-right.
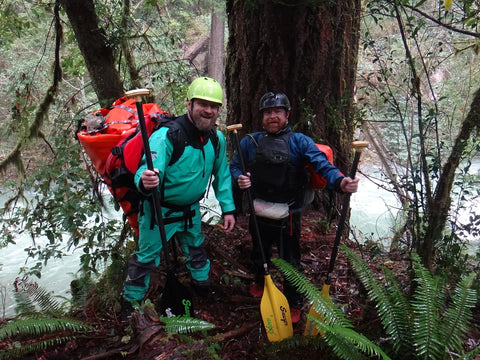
[[187, 77, 223, 105]]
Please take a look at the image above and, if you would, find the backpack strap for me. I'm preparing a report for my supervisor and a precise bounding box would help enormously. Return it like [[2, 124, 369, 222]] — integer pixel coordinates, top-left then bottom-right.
[[246, 133, 259, 147], [165, 116, 220, 165], [208, 128, 219, 158]]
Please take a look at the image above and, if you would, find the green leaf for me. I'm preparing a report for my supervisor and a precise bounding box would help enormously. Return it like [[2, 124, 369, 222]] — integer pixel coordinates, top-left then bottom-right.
[[161, 315, 215, 334]]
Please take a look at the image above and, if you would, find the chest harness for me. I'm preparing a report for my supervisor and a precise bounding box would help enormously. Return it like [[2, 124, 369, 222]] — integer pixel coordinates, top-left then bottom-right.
[[142, 115, 219, 231], [248, 128, 308, 205]]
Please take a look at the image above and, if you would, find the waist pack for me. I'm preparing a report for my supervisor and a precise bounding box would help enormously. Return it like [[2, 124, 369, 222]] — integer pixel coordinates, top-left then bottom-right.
[[253, 198, 289, 220]]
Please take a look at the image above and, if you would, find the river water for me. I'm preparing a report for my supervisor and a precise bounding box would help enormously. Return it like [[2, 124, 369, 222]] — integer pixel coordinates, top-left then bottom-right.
[[1, 160, 478, 318]]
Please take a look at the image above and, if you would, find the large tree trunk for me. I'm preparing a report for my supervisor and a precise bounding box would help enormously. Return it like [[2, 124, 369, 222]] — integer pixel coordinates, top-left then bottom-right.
[[59, 0, 124, 104], [225, 1, 362, 218]]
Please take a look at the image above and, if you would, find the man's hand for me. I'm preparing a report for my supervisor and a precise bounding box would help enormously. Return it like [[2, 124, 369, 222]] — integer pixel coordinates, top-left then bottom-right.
[[340, 177, 360, 193], [141, 169, 159, 190], [222, 214, 235, 232], [237, 172, 251, 190]]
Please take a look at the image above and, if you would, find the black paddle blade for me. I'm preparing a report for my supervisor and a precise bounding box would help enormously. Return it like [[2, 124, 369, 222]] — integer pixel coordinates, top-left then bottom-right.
[[160, 272, 194, 318]]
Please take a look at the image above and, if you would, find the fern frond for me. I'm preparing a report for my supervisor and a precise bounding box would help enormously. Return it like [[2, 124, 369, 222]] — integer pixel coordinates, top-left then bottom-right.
[[341, 245, 413, 353], [0, 336, 75, 360], [12, 291, 37, 314], [411, 253, 445, 360], [271, 257, 323, 300], [322, 330, 365, 360], [0, 316, 92, 360], [29, 286, 64, 314], [439, 272, 477, 354], [382, 267, 414, 352], [340, 248, 478, 359], [13, 284, 65, 316], [322, 325, 391, 360], [276, 254, 391, 358], [161, 315, 215, 334], [272, 257, 351, 328], [0, 317, 92, 340], [456, 343, 480, 360]]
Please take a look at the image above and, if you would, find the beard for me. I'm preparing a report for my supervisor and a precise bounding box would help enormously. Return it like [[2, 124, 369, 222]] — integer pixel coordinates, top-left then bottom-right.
[[191, 115, 215, 132], [187, 100, 219, 132]]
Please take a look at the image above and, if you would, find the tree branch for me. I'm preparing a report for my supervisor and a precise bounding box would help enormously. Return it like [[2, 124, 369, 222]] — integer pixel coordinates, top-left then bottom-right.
[[404, 4, 480, 39]]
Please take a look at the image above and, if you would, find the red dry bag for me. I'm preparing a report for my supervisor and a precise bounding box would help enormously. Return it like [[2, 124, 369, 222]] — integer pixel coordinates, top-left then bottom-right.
[[305, 144, 334, 190]]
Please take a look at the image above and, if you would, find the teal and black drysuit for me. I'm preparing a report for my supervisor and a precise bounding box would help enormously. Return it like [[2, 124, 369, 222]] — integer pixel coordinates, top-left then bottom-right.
[[123, 114, 235, 302]]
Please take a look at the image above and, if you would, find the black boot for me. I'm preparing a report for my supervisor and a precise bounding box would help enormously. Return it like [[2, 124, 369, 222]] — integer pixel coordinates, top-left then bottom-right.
[[192, 279, 215, 298], [119, 298, 135, 325]]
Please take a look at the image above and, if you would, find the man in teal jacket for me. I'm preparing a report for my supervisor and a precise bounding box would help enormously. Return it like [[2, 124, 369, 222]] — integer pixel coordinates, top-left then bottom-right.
[[122, 77, 236, 313]]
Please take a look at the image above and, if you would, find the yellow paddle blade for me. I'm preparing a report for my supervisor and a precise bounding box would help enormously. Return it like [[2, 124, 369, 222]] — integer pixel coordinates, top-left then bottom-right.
[[260, 274, 293, 342], [304, 283, 330, 336]]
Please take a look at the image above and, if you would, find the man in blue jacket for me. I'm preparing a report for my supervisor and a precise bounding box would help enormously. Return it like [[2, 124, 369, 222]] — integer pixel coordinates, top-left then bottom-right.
[[122, 77, 236, 319], [230, 91, 359, 322]]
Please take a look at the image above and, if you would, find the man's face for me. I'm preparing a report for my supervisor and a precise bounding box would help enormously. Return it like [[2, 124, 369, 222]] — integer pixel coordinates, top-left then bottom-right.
[[188, 99, 220, 131], [262, 107, 289, 133]]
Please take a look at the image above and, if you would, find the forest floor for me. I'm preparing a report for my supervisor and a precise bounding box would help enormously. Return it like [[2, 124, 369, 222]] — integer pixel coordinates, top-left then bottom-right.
[[11, 208, 480, 360]]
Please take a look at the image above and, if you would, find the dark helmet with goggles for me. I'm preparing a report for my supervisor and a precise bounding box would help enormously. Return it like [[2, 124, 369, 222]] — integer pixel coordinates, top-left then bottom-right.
[[259, 91, 291, 112]]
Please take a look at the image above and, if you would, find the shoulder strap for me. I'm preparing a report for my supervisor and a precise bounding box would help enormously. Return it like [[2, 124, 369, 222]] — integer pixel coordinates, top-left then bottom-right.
[[161, 115, 221, 165], [162, 117, 186, 166], [209, 128, 219, 158], [246, 133, 259, 147]]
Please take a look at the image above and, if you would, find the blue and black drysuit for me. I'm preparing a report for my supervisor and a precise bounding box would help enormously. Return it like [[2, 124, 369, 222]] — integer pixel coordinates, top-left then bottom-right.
[[123, 114, 235, 302], [230, 126, 344, 308]]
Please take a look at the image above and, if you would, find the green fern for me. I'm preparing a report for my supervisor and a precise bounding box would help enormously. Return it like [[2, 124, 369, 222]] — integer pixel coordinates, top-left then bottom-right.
[[0, 316, 92, 340], [0, 279, 93, 359], [341, 245, 478, 359], [13, 283, 65, 316], [322, 330, 367, 360], [320, 324, 391, 360], [0, 316, 92, 359], [272, 257, 391, 360], [160, 315, 215, 334], [411, 253, 445, 359], [342, 246, 413, 353], [438, 271, 477, 355], [272, 258, 351, 328], [0, 336, 75, 360], [457, 344, 480, 360], [137, 300, 215, 335]]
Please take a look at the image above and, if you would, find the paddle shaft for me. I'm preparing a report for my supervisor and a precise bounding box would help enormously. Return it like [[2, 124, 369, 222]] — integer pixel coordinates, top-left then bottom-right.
[[227, 124, 269, 275], [325, 142, 368, 285], [228, 124, 293, 342], [126, 89, 171, 270]]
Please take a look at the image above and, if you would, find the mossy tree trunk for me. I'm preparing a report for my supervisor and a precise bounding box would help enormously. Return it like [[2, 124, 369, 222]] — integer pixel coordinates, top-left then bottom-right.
[[59, 0, 124, 104]]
